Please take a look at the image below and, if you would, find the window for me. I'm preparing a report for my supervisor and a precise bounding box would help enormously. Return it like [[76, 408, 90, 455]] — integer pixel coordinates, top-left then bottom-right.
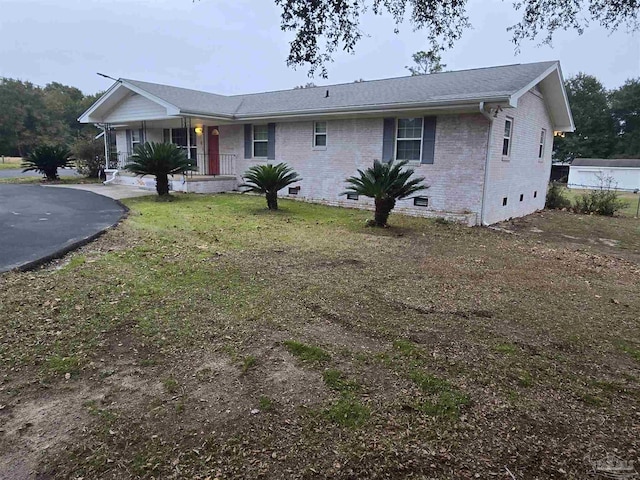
[[413, 196, 429, 207], [534, 191, 538, 198], [502, 197, 508, 206], [519, 194, 524, 202], [346, 193, 359, 200], [130, 130, 142, 152], [253, 125, 268, 157], [163, 128, 197, 159], [396, 118, 423, 161], [288, 187, 299, 195], [314, 122, 327, 147], [502, 118, 513, 156], [538, 129, 546, 159]]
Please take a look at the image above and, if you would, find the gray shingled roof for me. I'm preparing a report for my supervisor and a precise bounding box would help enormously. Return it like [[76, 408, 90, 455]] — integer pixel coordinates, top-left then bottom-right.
[[122, 61, 557, 118], [572, 158, 640, 168]]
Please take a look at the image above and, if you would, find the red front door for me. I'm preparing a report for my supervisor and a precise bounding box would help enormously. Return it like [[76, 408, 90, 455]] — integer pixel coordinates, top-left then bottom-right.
[[208, 126, 220, 175]]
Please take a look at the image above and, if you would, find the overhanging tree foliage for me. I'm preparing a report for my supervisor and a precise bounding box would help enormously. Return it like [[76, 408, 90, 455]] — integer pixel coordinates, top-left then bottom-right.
[[274, 0, 639, 77]]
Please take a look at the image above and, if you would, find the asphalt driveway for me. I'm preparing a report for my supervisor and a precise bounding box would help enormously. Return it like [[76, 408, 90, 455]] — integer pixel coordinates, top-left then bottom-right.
[[0, 185, 126, 272]]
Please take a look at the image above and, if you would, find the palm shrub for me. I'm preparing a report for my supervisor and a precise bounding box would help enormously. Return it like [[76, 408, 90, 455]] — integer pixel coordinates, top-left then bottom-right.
[[124, 142, 194, 198], [545, 182, 571, 209], [343, 160, 427, 227], [240, 163, 302, 210], [22, 145, 73, 180]]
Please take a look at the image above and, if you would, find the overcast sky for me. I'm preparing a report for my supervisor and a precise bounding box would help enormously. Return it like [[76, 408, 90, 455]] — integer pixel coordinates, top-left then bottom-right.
[[1, 0, 638, 95]]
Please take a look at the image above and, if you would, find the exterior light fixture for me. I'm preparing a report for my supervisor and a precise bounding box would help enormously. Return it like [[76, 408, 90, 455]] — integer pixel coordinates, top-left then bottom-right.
[[554, 131, 565, 138], [195, 126, 204, 136], [211, 128, 220, 136]]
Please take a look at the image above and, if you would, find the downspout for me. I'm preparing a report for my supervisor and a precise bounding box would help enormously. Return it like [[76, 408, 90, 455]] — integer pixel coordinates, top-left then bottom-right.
[[479, 102, 495, 226]]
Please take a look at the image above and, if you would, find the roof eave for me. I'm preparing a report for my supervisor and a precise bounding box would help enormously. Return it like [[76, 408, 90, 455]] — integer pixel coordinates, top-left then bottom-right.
[[224, 97, 513, 121]]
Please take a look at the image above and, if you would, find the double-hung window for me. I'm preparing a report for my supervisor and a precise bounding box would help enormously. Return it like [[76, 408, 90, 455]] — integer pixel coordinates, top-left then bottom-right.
[[314, 121, 327, 147], [538, 129, 546, 159], [502, 117, 513, 157], [253, 125, 268, 158], [396, 118, 423, 161], [130, 130, 142, 153], [163, 128, 197, 159]]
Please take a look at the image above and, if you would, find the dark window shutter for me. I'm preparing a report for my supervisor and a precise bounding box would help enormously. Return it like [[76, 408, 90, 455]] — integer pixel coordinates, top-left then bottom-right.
[[244, 124, 252, 159], [382, 118, 395, 163], [126, 129, 132, 154], [267, 123, 276, 160], [421, 116, 436, 164], [139, 129, 144, 144]]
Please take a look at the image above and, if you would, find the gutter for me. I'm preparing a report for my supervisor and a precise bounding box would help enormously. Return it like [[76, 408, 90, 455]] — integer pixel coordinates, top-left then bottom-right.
[[478, 102, 495, 226]]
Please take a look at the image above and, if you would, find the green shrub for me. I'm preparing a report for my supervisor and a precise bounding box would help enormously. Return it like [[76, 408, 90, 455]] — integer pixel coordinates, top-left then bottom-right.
[[574, 188, 628, 216], [545, 182, 571, 209]]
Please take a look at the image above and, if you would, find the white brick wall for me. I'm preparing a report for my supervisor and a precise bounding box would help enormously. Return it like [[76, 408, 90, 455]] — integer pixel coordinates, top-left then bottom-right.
[[111, 91, 554, 226], [482, 90, 553, 224], [219, 114, 489, 225]]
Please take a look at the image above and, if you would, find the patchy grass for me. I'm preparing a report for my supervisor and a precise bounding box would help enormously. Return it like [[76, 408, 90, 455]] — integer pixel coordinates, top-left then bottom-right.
[[241, 355, 258, 374], [322, 369, 360, 392], [0, 157, 22, 170], [283, 340, 331, 364], [0, 194, 639, 479], [162, 377, 179, 394], [0, 175, 100, 184], [325, 396, 370, 428]]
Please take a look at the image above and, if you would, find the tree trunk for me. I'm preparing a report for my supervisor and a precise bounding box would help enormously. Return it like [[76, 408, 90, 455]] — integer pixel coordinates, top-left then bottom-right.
[[44, 168, 58, 181], [266, 191, 278, 210], [156, 174, 170, 196], [374, 197, 395, 227]]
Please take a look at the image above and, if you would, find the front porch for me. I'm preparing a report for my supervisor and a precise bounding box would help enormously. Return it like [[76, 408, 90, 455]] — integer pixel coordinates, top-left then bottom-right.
[[105, 170, 238, 194], [103, 118, 239, 177]]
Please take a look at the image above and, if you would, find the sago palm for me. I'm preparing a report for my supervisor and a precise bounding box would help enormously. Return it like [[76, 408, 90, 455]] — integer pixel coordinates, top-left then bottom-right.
[[124, 142, 194, 197], [22, 144, 73, 181], [240, 163, 302, 210], [343, 160, 427, 227]]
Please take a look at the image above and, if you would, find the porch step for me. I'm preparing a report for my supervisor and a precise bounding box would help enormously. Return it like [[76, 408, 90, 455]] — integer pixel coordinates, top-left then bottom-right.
[[184, 175, 236, 182]]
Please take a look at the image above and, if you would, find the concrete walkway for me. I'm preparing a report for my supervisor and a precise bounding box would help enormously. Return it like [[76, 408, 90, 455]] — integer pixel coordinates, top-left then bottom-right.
[[44, 183, 155, 200]]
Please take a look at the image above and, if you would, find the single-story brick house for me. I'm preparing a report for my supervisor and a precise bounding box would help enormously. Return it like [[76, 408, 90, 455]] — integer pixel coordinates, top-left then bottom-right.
[[79, 61, 574, 225]]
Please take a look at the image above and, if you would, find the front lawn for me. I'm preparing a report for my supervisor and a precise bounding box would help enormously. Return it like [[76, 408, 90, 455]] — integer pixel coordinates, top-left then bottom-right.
[[1, 194, 638, 479]]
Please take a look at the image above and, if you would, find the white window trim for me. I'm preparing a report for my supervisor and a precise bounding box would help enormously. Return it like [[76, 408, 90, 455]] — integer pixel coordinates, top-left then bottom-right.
[[538, 128, 546, 162], [164, 127, 197, 160], [394, 117, 424, 163], [313, 121, 328, 150], [253, 125, 269, 159], [130, 129, 142, 153], [502, 117, 514, 160]]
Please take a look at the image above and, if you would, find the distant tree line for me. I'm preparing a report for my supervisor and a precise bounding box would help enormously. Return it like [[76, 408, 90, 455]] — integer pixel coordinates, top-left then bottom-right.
[[554, 74, 640, 162], [0, 78, 101, 157]]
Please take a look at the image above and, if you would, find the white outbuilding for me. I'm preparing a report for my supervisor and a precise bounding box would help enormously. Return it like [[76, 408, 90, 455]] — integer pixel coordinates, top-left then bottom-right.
[[568, 158, 640, 192]]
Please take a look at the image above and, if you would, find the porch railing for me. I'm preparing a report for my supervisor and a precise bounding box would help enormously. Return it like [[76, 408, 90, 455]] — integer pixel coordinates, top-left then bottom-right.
[[109, 152, 236, 176]]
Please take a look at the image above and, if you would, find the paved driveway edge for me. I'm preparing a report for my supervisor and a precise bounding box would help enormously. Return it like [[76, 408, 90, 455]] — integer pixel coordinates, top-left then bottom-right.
[[12, 199, 129, 273]]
